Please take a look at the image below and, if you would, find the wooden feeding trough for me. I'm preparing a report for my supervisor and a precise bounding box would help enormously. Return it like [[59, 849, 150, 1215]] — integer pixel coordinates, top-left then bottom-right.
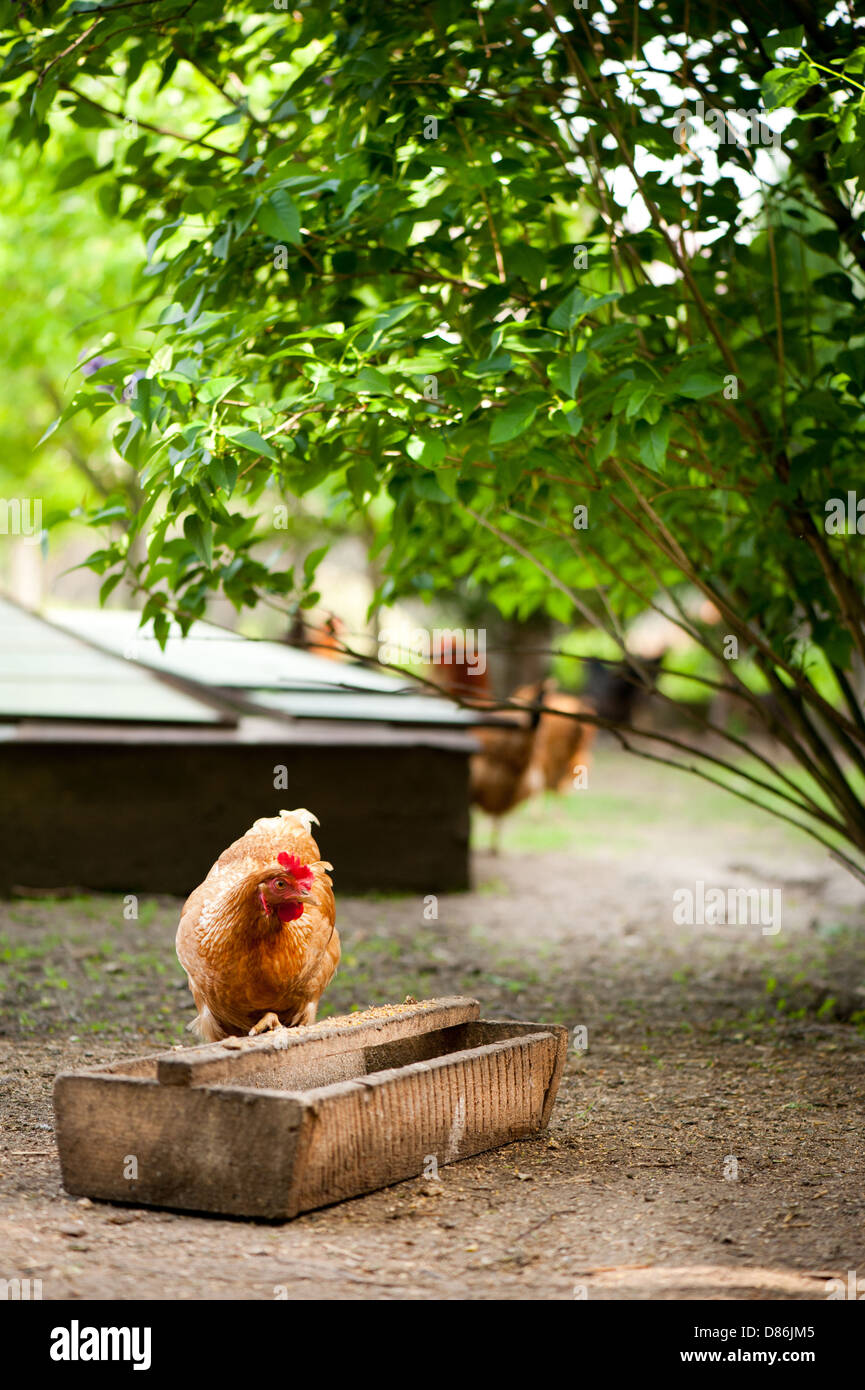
[[54, 998, 567, 1219]]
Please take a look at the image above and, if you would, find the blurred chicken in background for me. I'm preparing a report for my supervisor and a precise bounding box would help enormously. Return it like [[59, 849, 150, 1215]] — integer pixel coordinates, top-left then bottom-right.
[[431, 640, 596, 848], [469, 679, 548, 852], [582, 654, 664, 728], [514, 683, 597, 796], [287, 612, 347, 660]]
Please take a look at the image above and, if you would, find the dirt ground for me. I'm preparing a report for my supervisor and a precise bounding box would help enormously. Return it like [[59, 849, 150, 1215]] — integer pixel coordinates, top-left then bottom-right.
[[2, 746, 864, 1301]]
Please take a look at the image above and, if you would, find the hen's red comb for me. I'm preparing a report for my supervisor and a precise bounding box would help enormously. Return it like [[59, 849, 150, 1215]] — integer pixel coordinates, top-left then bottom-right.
[[277, 851, 314, 887]]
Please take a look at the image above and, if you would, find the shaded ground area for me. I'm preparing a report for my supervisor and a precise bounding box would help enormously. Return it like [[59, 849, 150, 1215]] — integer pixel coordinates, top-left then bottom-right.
[[1, 747, 864, 1300]]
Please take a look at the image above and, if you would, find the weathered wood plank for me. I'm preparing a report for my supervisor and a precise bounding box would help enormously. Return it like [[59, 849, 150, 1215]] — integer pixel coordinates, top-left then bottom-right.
[[292, 1031, 562, 1212], [455, 1020, 569, 1126], [53, 1075, 306, 1218], [156, 996, 480, 1089]]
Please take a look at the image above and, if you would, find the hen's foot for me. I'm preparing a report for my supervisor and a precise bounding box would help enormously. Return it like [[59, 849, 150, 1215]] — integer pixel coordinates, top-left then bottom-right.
[[249, 1011, 283, 1036]]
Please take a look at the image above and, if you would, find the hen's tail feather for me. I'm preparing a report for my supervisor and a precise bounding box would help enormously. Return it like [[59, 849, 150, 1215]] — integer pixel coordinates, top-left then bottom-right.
[[281, 807, 320, 832], [189, 1005, 228, 1043]]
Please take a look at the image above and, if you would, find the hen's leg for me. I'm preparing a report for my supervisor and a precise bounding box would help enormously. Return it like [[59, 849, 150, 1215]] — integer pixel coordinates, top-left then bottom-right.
[[299, 1001, 318, 1025], [249, 1011, 283, 1036], [490, 816, 502, 855]]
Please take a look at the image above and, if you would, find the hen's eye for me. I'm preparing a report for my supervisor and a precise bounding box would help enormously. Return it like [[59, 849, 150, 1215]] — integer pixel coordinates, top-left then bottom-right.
[[274, 879, 287, 890]]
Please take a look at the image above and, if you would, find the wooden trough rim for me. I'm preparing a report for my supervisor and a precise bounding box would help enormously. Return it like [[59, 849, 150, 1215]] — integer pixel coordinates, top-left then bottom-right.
[[53, 999, 568, 1130], [158, 996, 482, 1087], [56, 1023, 568, 1131], [53, 996, 483, 1087], [292, 1024, 568, 1131]]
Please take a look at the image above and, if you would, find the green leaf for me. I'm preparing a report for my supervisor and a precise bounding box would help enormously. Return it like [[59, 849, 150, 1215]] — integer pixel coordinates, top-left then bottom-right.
[[55, 154, 98, 190], [366, 301, 417, 341], [548, 351, 587, 398], [354, 366, 393, 396], [637, 417, 670, 470], [623, 381, 655, 421], [183, 513, 213, 568], [549, 289, 619, 332], [198, 376, 241, 405], [99, 572, 123, 605], [561, 407, 584, 437], [593, 419, 618, 465], [222, 427, 278, 460], [303, 544, 328, 581], [489, 397, 541, 445], [412, 472, 452, 504], [210, 455, 238, 496], [407, 434, 445, 466], [471, 352, 512, 377], [763, 62, 814, 111], [676, 372, 721, 400], [153, 612, 171, 650], [212, 225, 231, 260], [257, 189, 301, 244]]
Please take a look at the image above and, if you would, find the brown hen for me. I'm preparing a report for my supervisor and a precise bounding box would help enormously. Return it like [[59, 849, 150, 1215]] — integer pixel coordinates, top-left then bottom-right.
[[469, 680, 547, 851], [176, 808, 338, 1041], [515, 685, 597, 795]]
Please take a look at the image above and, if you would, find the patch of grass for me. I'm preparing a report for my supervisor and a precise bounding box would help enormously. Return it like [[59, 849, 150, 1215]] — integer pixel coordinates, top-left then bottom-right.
[[1, 933, 65, 961]]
